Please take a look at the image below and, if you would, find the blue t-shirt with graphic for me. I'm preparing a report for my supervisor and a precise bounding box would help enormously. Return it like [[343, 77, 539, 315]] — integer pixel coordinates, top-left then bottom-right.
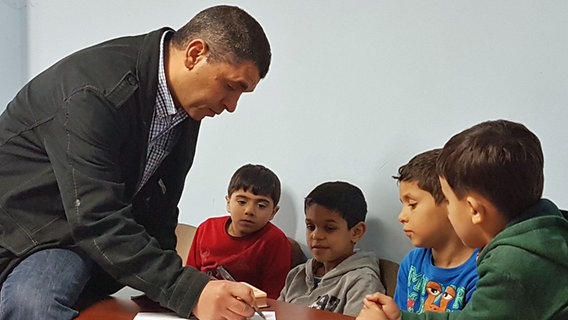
[[394, 248, 479, 313]]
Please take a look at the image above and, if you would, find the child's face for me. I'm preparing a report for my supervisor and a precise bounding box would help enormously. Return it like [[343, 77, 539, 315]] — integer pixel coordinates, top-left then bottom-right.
[[305, 204, 362, 269], [225, 189, 278, 237], [439, 177, 482, 248], [398, 181, 454, 248]]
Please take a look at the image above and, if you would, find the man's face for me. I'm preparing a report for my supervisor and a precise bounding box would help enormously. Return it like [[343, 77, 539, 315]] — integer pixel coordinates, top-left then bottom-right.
[[172, 58, 261, 121]]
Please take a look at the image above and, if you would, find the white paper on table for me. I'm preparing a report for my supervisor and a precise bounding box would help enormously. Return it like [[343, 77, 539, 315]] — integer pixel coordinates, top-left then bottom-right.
[[251, 311, 276, 320], [133, 312, 190, 319], [133, 311, 275, 320]]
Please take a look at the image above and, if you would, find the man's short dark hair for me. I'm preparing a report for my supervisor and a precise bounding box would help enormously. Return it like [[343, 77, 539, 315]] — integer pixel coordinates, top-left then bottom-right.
[[393, 149, 446, 205], [171, 5, 271, 78], [437, 119, 544, 220], [304, 181, 367, 229], [228, 164, 281, 205]]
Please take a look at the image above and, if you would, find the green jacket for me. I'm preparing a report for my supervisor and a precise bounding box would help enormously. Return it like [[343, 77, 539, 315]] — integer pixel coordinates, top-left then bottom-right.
[[0, 28, 209, 317], [403, 199, 568, 320]]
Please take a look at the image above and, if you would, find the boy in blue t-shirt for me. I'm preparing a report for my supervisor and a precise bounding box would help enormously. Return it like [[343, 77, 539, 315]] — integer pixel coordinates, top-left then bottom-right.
[[358, 120, 568, 320], [392, 149, 478, 313]]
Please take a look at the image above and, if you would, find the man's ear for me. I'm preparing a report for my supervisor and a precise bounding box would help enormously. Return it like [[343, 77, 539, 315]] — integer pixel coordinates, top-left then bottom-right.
[[184, 39, 208, 70], [351, 221, 367, 243]]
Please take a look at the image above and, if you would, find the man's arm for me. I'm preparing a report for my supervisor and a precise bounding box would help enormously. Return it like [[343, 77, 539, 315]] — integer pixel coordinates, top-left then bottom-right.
[[44, 87, 209, 316]]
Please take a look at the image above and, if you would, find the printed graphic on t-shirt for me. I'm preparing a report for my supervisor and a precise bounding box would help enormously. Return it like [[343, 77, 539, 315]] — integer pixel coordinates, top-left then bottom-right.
[[310, 294, 340, 312], [406, 266, 467, 313]]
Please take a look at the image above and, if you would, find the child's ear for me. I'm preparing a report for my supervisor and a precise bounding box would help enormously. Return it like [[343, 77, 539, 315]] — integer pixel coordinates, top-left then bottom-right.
[[269, 205, 280, 220], [466, 193, 508, 243], [466, 194, 487, 225], [351, 221, 367, 244], [225, 195, 231, 212]]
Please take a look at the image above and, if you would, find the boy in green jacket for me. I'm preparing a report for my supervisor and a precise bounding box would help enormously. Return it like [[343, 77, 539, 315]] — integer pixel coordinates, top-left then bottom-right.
[[358, 119, 568, 320]]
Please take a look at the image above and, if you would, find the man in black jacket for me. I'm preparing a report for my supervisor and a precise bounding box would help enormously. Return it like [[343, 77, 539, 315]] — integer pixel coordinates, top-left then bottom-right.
[[0, 5, 270, 320]]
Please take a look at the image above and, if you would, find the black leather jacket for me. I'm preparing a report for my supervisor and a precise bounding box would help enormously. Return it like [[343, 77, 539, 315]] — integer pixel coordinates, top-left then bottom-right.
[[0, 28, 209, 317]]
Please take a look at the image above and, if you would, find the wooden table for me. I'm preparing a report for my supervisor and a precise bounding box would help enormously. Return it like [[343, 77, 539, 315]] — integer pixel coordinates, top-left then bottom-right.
[[77, 296, 355, 320]]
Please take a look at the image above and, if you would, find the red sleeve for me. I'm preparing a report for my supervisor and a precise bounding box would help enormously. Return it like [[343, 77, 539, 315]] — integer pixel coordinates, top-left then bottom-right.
[[186, 224, 203, 269], [258, 229, 292, 299]]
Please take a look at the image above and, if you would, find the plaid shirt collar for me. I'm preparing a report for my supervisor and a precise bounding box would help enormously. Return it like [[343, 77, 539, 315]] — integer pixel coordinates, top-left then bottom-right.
[[156, 31, 188, 124]]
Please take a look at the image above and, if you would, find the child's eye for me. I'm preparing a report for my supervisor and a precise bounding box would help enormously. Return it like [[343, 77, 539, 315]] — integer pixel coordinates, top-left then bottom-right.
[[258, 203, 267, 209], [237, 200, 246, 205], [306, 224, 315, 231], [408, 202, 417, 209], [325, 226, 337, 232]]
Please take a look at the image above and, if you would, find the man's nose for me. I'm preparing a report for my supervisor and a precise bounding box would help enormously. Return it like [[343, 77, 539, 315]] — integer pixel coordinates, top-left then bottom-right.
[[223, 92, 242, 113]]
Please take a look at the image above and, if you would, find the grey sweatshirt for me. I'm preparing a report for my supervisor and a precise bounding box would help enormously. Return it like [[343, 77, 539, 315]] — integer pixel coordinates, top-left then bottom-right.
[[278, 250, 385, 317]]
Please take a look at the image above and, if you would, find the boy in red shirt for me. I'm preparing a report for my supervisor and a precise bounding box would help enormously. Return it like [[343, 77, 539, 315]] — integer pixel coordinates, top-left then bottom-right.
[[187, 164, 291, 299]]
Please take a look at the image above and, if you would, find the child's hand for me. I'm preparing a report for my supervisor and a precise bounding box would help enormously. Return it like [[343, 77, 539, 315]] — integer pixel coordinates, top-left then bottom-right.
[[357, 293, 401, 320], [357, 299, 387, 320]]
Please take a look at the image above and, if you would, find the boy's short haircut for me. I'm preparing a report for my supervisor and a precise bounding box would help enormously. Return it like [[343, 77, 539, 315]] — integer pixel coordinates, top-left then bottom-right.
[[393, 148, 446, 205], [304, 181, 367, 229], [437, 119, 544, 220], [228, 164, 281, 205]]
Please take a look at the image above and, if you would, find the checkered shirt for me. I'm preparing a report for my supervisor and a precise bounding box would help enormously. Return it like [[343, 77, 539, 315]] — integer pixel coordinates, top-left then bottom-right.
[[138, 31, 188, 190]]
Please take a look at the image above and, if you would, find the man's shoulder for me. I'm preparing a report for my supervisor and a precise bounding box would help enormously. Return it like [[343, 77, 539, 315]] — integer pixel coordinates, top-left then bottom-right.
[[64, 28, 171, 85], [84, 27, 170, 53]]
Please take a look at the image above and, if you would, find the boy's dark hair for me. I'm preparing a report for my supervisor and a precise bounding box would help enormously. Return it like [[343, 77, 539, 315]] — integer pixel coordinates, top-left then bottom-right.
[[304, 181, 367, 229], [437, 119, 544, 220], [171, 5, 271, 79], [228, 164, 281, 205], [393, 149, 446, 205]]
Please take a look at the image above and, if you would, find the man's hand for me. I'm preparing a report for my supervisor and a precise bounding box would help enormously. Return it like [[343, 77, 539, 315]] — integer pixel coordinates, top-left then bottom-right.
[[193, 280, 256, 320], [356, 292, 401, 320]]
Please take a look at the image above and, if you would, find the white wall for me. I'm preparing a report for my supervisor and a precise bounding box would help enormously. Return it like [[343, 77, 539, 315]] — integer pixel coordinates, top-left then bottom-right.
[[9, 0, 568, 262], [0, 0, 27, 107]]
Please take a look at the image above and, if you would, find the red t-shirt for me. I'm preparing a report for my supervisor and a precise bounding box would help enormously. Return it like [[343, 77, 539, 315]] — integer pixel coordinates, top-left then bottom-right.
[[187, 216, 291, 299]]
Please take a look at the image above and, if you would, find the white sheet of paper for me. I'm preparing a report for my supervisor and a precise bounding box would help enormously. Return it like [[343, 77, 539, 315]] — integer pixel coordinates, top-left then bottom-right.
[[133, 312, 184, 319], [133, 311, 276, 320], [251, 311, 276, 320]]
